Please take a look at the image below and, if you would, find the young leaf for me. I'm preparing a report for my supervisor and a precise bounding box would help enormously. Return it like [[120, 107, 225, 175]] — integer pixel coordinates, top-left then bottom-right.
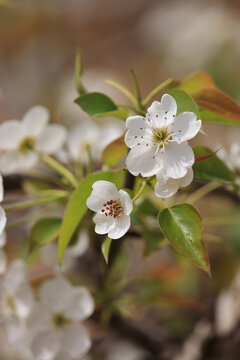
[[158, 204, 210, 274], [168, 89, 200, 117], [58, 170, 124, 263], [75, 49, 86, 95], [177, 71, 216, 94], [193, 146, 235, 183], [199, 108, 240, 126], [102, 135, 128, 167], [30, 217, 62, 253], [101, 237, 112, 264], [75, 92, 117, 117]]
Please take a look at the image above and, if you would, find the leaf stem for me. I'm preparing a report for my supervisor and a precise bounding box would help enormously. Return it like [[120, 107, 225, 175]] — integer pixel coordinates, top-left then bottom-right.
[[186, 181, 221, 204], [105, 78, 138, 107], [142, 78, 173, 107], [3, 194, 68, 211], [86, 145, 93, 174], [132, 179, 147, 202], [130, 69, 143, 111]]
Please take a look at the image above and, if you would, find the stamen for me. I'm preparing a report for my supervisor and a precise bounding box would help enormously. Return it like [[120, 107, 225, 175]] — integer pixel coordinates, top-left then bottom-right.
[[101, 199, 123, 218]]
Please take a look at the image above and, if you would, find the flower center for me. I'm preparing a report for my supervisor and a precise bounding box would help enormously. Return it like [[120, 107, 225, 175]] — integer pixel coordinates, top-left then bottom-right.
[[152, 127, 171, 147], [18, 137, 35, 152], [52, 313, 69, 328], [101, 199, 123, 219]]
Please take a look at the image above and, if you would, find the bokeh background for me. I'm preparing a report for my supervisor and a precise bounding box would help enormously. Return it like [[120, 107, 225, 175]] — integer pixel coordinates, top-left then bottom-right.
[[1, 0, 240, 359]]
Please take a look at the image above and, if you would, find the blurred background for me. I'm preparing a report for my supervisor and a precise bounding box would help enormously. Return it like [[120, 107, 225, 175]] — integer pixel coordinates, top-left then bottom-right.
[[1, 0, 240, 359]]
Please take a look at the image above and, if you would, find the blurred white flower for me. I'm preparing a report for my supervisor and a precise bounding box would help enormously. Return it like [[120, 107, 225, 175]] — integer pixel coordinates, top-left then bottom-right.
[[64, 120, 124, 164], [87, 181, 133, 239], [42, 229, 89, 273], [106, 340, 149, 360], [0, 106, 67, 175], [0, 260, 34, 347], [29, 276, 94, 360], [154, 168, 193, 198], [125, 94, 201, 178]]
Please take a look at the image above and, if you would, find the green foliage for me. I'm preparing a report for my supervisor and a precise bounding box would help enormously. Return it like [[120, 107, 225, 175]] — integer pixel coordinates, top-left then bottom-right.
[[193, 146, 235, 183], [143, 228, 165, 256], [168, 89, 200, 117], [75, 92, 118, 117], [95, 109, 129, 120], [158, 204, 210, 274], [30, 218, 61, 253], [101, 237, 112, 264], [58, 170, 125, 263]]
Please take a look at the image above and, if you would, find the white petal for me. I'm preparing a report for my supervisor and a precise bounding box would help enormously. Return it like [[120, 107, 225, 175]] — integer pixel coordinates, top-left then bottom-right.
[[0, 120, 23, 150], [215, 291, 238, 336], [148, 95, 177, 127], [67, 229, 89, 257], [61, 324, 91, 359], [5, 318, 28, 347], [160, 142, 194, 179], [147, 101, 164, 127], [126, 143, 160, 177], [172, 112, 201, 143], [161, 94, 177, 116], [0, 174, 4, 202], [4, 259, 27, 292], [0, 230, 6, 247], [65, 287, 94, 321], [31, 331, 60, 360], [39, 277, 73, 313], [36, 125, 67, 154], [108, 214, 130, 239], [93, 213, 114, 235], [119, 190, 133, 215], [125, 116, 148, 148], [0, 248, 7, 274], [0, 151, 38, 175], [154, 178, 178, 198], [23, 106, 49, 137], [87, 181, 119, 212], [178, 167, 193, 187], [15, 283, 34, 318], [28, 302, 53, 333], [0, 206, 6, 235]]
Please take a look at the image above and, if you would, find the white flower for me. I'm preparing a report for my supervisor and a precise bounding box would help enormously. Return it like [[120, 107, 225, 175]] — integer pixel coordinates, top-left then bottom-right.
[[0, 260, 34, 347], [42, 229, 89, 273], [0, 106, 67, 175], [66, 120, 124, 163], [87, 181, 133, 239], [125, 94, 201, 178], [154, 168, 193, 198], [29, 277, 94, 360]]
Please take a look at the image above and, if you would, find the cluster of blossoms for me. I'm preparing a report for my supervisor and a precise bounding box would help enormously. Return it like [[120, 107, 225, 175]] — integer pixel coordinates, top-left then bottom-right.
[[87, 94, 201, 239]]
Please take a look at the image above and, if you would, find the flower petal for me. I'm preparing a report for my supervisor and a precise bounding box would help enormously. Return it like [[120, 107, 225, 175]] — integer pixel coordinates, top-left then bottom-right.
[[119, 190, 133, 215], [22, 106, 49, 137], [31, 331, 60, 360], [0, 120, 23, 150], [147, 101, 165, 127], [5, 318, 28, 347], [39, 277, 73, 313], [28, 302, 52, 333], [126, 143, 160, 177], [36, 125, 67, 154], [0, 231, 6, 247], [61, 324, 91, 359], [148, 95, 177, 127], [125, 116, 148, 148], [87, 181, 119, 212], [179, 167, 193, 187], [93, 213, 115, 235], [0, 248, 7, 274], [0, 151, 38, 175], [15, 282, 34, 318], [65, 287, 94, 321], [0, 174, 4, 202], [108, 214, 130, 239], [0, 206, 6, 235], [172, 112, 201, 143], [159, 142, 194, 179], [154, 177, 178, 199], [4, 259, 27, 292], [67, 229, 89, 257]]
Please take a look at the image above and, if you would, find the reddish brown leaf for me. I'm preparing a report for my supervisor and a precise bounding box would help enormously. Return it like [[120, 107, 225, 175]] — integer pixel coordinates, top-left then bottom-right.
[[194, 88, 240, 122], [102, 134, 128, 167], [195, 149, 219, 163], [177, 71, 216, 94]]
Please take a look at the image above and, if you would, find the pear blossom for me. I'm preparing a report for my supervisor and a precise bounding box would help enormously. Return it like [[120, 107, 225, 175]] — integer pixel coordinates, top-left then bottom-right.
[[0, 106, 67, 175], [42, 229, 89, 273], [154, 168, 193, 198], [0, 260, 34, 347], [87, 181, 133, 239], [29, 276, 94, 360], [125, 94, 201, 178]]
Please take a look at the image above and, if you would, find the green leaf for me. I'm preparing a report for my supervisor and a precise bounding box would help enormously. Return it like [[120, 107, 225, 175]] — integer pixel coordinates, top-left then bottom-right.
[[177, 71, 216, 94], [101, 237, 112, 264], [95, 109, 129, 120], [102, 135, 128, 167], [30, 218, 61, 253], [193, 146, 235, 183], [168, 89, 200, 118], [75, 92, 117, 117], [58, 170, 124, 263], [158, 204, 210, 274], [199, 108, 240, 126], [75, 49, 86, 95]]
